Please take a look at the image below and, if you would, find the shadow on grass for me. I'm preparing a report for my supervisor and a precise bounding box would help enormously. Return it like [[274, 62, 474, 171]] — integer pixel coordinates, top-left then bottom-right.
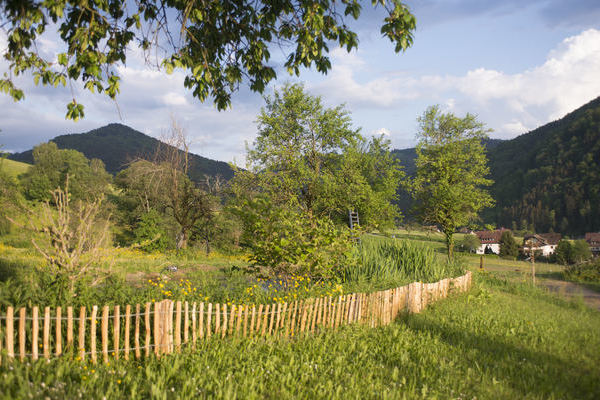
[[402, 313, 599, 399]]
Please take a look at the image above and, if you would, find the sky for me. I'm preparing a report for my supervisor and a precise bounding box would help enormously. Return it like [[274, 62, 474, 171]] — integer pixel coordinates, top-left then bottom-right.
[[1, 0, 600, 165]]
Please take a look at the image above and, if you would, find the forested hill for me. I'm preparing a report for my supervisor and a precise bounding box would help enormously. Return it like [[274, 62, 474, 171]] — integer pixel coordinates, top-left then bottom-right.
[[391, 96, 600, 236], [486, 96, 600, 235], [391, 138, 504, 213], [8, 123, 235, 181]]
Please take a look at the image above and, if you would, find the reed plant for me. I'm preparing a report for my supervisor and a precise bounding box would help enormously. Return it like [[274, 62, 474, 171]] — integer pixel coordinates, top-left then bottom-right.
[[342, 237, 463, 284]]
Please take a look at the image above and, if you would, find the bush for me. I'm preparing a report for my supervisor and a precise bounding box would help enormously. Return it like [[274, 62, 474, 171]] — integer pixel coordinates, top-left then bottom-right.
[[554, 239, 592, 265], [133, 209, 172, 252], [563, 258, 600, 284], [237, 197, 355, 279]]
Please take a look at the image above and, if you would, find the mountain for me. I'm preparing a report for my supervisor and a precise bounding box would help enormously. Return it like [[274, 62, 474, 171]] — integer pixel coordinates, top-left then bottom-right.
[[8, 123, 235, 181], [486, 96, 600, 235], [392, 97, 600, 236]]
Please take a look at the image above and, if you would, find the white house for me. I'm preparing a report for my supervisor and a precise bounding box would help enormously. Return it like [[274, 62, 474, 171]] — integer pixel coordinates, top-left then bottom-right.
[[585, 232, 600, 256], [522, 233, 562, 257], [474, 229, 510, 255]]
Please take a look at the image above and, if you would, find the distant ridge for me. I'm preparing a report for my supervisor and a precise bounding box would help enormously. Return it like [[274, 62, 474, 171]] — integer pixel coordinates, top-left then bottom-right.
[[390, 96, 600, 235], [8, 123, 235, 181]]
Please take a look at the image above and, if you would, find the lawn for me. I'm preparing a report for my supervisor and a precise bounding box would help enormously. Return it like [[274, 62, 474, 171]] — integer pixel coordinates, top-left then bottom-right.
[[0, 273, 598, 399]]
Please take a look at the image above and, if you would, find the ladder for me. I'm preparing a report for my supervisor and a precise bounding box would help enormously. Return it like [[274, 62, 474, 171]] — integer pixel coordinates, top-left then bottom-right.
[[348, 210, 360, 230], [349, 210, 360, 244]]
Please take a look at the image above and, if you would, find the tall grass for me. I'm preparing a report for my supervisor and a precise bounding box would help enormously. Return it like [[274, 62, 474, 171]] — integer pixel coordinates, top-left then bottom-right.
[[342, 237, 463, 284]]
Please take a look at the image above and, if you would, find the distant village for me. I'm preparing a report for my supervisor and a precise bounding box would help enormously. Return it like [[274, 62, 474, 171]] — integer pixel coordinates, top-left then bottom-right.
[[469, 229, 600, 258]]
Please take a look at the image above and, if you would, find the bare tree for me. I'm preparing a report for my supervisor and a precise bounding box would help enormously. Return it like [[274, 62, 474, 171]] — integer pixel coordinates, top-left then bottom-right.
[[28, 177, 111, 293]]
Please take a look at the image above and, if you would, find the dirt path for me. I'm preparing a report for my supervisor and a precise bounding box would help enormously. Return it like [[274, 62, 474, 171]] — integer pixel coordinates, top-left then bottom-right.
[[538, 278, 600, 311]]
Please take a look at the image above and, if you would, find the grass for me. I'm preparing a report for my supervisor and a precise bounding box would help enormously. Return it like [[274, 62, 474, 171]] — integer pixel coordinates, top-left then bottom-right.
[[0, 272, 598, 399], [0, 158, 30, 178]]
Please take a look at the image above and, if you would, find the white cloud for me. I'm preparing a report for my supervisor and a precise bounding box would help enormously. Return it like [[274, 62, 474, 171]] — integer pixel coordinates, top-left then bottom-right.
[[311, 28, 600, 139]]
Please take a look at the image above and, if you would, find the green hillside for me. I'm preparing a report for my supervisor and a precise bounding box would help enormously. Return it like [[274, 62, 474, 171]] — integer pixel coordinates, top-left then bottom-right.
[[8, 123, 234, 181], [486, 96, 600, 235], [391, 97, 600, 236], [0, 158, 31, 178]]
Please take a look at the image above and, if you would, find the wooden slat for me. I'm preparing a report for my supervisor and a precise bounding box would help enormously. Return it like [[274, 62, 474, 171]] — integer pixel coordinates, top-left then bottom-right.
[[18, 307, 25, 361], [55, 306, 62, 356], [221, 304, 227, 338], [206, 302, 212, 339], [192, 302, 197, 346], [124, 305, 131, 360], [6, 306, 14, 359], [255, 304, 263, 334], [184, 302, 189, 345], [268, 304, 276, 335], [43, 306, 50, 359], [236, 304, 243, 335], [299, 300, 308, 334], [250, 305, 257, 335], [227, 304, 234, 337], [32, 307, 39, 361], [175, 301, 182, 352], [67, 307, 73, 349], [134, 304, 140, 359], [144, 303, 151, 357], [261, 305, 269, 336], [101, 306, 109, 363], [290, 301, 298, 336], [113, 305, 120, 360], [243, 305, 249, 337], [90, 306, 98, 363], [153, 302, 161, 356], [214, 303, 220, 339], [279, 303, 288, 337], [197, 302, 203, 341], [78, 307, 85, 361], [311, 298, 319, 332]]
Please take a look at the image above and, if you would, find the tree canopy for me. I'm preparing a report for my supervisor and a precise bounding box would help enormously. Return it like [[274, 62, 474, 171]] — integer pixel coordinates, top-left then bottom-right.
[[234, 82, 402, 229], [411, 105, 494, 259], [0, 0, 416, 119]]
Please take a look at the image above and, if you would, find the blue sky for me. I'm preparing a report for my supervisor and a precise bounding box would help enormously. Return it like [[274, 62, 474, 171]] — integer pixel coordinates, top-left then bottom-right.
[[1, 0, 600, 164]]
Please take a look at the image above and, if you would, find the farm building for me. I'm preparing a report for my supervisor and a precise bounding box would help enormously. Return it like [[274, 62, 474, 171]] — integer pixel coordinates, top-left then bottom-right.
[[522, 233, 562, 256], [474, 228, 510, 255], [585, 232, 600, 256]]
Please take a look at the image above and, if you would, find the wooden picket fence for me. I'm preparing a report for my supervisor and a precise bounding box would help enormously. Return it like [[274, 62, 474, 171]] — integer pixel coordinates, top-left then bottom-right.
[[0, 271, 471, 364]]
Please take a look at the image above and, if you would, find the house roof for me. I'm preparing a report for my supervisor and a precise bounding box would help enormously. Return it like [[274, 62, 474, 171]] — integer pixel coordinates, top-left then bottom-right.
[[524, 233, 562, 246], [585, 232, 600, 245], [539, 233, 562, 245], [475, 228, 510, 244]]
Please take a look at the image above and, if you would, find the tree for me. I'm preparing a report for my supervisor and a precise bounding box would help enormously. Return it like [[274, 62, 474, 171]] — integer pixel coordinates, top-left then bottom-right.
[[0, 0, 415, 119], [554, 239, 573, 265], [27, 178, 111, 295], [115, 122, 214, 250], [571, 240, 592, 264], [499, 231, 519, 259], [20, 142, 111, 202], [234, 83, 402, 229], [411, 105, 494, 259], [460, 234, 481, 254]]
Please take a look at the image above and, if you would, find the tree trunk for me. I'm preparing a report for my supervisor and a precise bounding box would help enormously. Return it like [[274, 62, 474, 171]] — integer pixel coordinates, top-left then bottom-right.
[[444, 230, 454, 260], [176, 229, 189, 250]]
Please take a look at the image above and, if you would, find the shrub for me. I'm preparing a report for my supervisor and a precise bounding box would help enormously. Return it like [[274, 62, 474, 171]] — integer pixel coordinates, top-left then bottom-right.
[[133, 209, 171, 252], [237, 197, 355, 279]]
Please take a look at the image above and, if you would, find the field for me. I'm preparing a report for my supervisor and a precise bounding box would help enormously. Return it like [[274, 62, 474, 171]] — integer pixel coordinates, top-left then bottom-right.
[[0, 158, 30, 178], [1, 230, 599, 399]]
